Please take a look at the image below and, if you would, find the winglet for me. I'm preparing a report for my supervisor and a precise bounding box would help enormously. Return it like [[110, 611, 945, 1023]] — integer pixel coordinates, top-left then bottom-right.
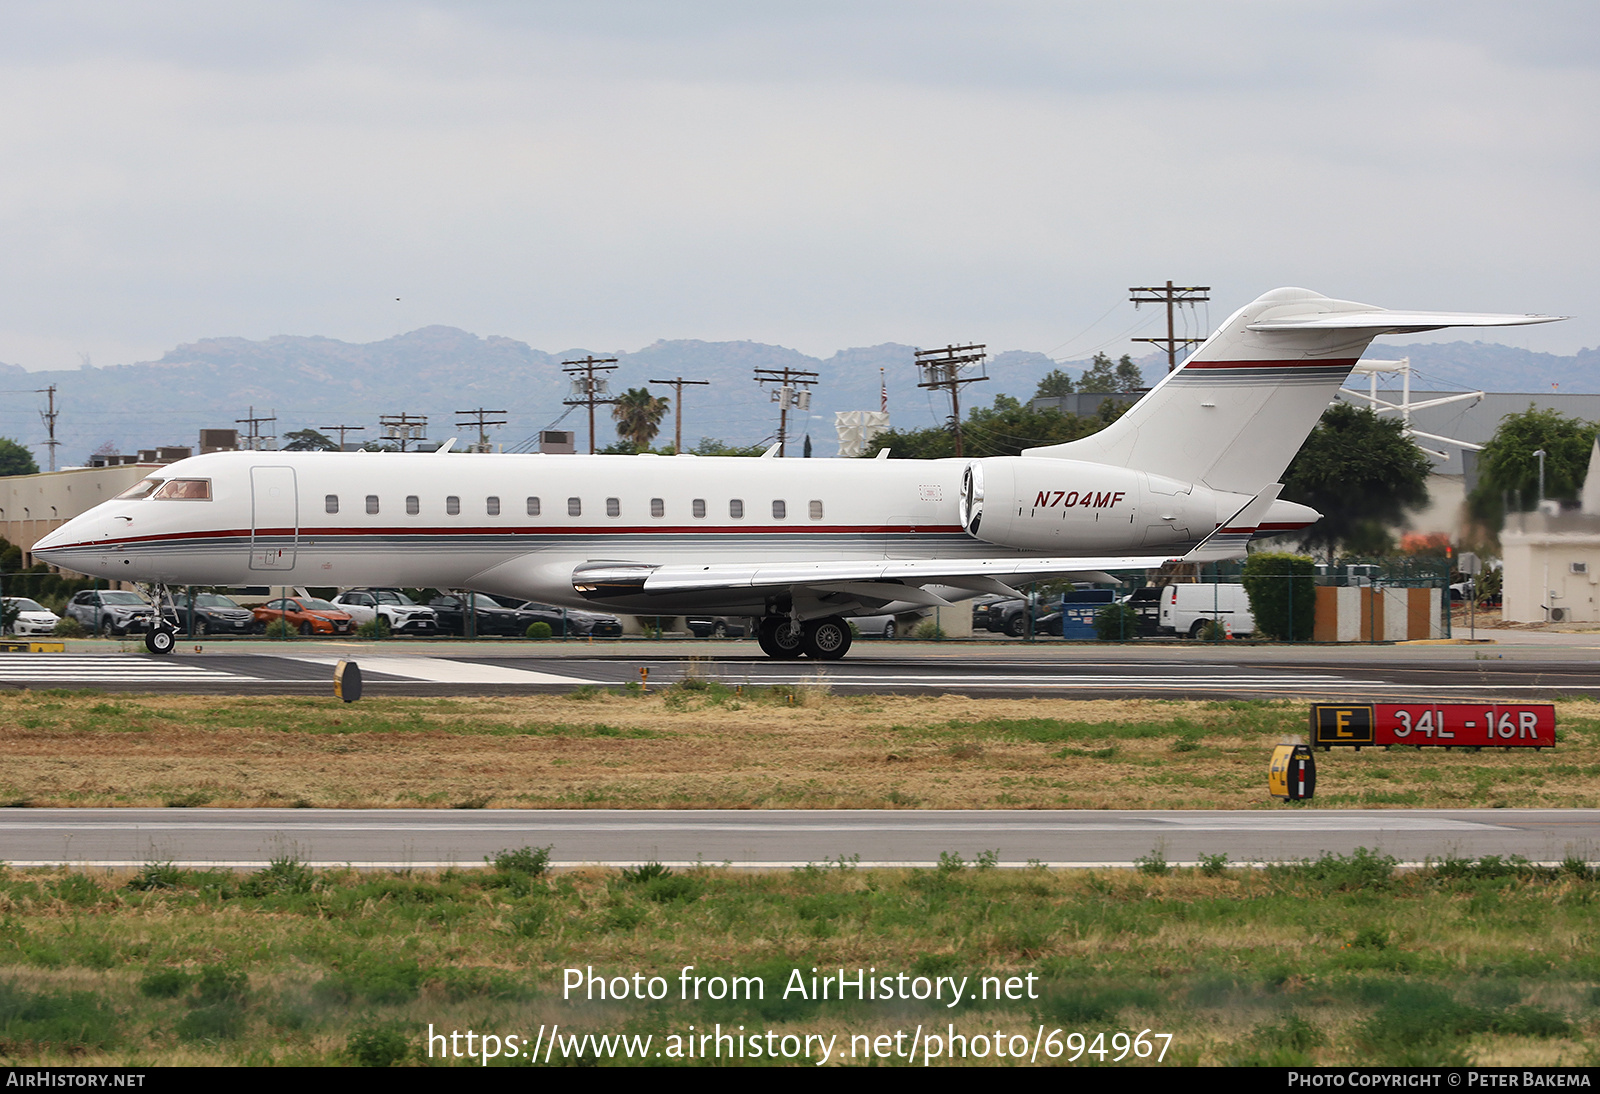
[[1183, 485, 1284, 562]]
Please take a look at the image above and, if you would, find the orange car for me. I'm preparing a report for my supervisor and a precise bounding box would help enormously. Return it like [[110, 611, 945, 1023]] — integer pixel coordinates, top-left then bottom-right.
[[252, 596, 355, 636]]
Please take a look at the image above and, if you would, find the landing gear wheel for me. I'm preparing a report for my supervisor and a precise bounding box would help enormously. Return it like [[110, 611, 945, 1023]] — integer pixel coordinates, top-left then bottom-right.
[[757, 617, 805, 659], [145, 627, 175, 655], [801, 617, 852, 660]]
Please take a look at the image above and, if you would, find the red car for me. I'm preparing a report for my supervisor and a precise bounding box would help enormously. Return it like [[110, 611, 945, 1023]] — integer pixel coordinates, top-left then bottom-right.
[[252, 597, 355, 636]]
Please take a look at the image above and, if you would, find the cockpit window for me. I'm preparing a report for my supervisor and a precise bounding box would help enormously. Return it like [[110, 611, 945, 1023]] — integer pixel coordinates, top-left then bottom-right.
[[153, 479, 211, 501], [115, 478, 162, 501]]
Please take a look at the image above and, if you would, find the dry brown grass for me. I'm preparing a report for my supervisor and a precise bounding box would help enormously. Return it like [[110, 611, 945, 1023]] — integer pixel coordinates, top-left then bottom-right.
[[0, 688, 1596, 809]]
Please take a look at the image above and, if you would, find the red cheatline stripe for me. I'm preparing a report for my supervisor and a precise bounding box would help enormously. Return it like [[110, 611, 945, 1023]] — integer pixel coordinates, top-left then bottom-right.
[[46, 524, 971, 551]]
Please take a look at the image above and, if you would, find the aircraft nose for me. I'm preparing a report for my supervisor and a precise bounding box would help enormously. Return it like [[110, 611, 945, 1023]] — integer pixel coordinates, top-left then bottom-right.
[[31, 514, 96, 562]]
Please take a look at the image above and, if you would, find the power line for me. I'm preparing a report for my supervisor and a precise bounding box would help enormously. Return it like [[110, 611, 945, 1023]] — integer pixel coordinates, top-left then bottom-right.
[[648, 376, 711, 455], [377, 412, 428, 452], [752, 366, 818, 458], [1129, 281, 1212, 372], [319, 424, 366, 451], [235, 406, 277, 452], [562, 356, 619, 455], [914, 343, 988, 458]]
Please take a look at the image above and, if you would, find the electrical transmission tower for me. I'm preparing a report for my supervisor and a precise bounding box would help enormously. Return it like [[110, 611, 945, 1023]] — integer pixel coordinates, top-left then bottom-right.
[[319, 424, 366, 451], [378, 412, 428, 452], [914, 343, 988, 457], [648, 376, 710, 454], [1129, 281, 1211, 372], [753, 366, 818, 458], [562, 356, 620, 454], [455, 407, 508, 453], [236, 406, 277, 452]]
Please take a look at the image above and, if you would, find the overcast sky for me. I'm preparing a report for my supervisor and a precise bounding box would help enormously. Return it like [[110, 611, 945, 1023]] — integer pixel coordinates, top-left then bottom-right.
[[0, 1, 1594, 371]]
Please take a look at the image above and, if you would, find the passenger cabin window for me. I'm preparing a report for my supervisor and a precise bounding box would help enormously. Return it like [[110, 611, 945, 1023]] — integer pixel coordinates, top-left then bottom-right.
[[325, 494, 339, 514], [606, 497, 620, 518], [772, 500, 786, 520], [487, 496, 500, 516], [650, 498, 664, 518], [446, 496, 460, 516], [366, 495, 379, 515], [729, 499, 744, 519], [527, 497, 540, 516], [810, 500, 823, 520], [406, 495, 419, 515], [152, 479, 211, 500], [692, 499, 706, 518], [115, 478, 162, 501], [568, 497, 581, 517]]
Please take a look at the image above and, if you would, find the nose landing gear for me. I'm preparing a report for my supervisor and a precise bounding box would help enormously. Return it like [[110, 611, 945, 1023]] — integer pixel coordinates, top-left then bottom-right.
[[144, 582, 177, 655]]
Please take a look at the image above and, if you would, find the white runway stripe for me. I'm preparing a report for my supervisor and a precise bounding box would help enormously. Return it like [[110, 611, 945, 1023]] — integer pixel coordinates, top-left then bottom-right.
[[279, 653, 590, 685], [0, 655, 248, 681]]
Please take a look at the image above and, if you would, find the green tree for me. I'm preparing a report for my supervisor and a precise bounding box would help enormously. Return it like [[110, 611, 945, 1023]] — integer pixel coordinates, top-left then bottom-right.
[[1033, 368, 1075, 398], [1468, 406, 1597, 528], [0, 438, 39, 477], [282, 429, 339, 451], [611, 388, 670, 452], [690, 437, 768, 457], [1077, 352, 1117, 392], [862, 393, 1125, 459], [1280, 404, 1431, 561], [1241, 552, 1316, 641], [1113, 355, 1145, 392]]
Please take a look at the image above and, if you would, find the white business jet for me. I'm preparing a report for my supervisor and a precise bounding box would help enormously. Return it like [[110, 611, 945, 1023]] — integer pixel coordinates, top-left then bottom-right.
[[33, 287, 1562, 659]]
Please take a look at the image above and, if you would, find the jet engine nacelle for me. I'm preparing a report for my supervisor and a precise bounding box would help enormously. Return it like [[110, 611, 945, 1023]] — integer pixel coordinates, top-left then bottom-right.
[[960, 457, 1223, 552]]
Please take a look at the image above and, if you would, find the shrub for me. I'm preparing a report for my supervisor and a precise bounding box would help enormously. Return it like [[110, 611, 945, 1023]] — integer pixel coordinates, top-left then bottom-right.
[[355, 615, 391, 639], [127, 861, 184, 891], [620, 861, 671, 883], [348, 1023, 412, 1067], [239, 854, 315, 897], [1241, 552, 1316, 641], [52, 616, 85, 638], [912, 621, 946, 641], [489, 845, 551, 877], [1195, 619, 1227, 642], [1093, 602, 1140, 641], [263, 618, 297, 639], [525, 621, 554, 640]]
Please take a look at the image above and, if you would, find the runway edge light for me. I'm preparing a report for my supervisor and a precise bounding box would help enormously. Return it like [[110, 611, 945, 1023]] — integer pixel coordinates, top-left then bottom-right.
[[334, 660, 363, 703], [1269, 742, 1316, 801]]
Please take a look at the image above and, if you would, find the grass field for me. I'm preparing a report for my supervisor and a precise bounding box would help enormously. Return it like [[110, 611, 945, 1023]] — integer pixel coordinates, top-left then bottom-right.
[[2, 686, 1596, 1066], [0, 853, 1594, 1066], [0, 684, 1595, 810]]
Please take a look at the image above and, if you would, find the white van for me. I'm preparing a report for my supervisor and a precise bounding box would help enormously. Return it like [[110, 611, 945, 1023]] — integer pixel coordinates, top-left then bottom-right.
[[1157, 583, 1255, 638]]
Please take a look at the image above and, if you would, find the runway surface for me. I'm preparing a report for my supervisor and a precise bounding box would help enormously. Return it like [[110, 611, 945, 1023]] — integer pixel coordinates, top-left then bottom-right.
[[2, 639, 1600, 700], [6, 808, 1598, 869]]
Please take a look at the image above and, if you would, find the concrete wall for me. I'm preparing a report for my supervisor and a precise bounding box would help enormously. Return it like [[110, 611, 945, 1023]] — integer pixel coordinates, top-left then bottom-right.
[[1313, 586, 1442, 641], [1501, 511, 1600, 622]]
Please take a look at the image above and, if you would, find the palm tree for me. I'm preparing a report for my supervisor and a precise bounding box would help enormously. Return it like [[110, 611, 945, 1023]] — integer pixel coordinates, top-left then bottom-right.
[[611, 388, 670, 452]]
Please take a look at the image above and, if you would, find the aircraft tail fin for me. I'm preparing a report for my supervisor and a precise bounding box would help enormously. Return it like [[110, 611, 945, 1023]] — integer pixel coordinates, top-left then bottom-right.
[[1024, 288, 1563, 496]]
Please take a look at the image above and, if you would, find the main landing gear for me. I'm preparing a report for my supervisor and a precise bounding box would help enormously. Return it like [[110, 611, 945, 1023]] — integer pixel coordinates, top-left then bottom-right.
[[757, 615, 852, 661]]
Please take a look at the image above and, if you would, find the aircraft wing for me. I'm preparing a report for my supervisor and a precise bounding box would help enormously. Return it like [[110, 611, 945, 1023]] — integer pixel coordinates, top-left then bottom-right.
[[574, 485, 1287, 605], [1248, 310, 1565, 335]]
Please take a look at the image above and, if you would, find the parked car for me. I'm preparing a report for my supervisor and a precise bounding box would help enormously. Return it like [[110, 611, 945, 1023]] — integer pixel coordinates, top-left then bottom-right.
[[515, 601, 624, 638], [332, 589, 440, 635], [851, 612, 928, 639], [3, 597, 61, 637], [686, 615, 750, 638], [65, 589, 158, 637], [169, 591, 260, 636], [970, 595, 1017, 632], [252, 596, 355, 636], [428, 593, 529, 636]]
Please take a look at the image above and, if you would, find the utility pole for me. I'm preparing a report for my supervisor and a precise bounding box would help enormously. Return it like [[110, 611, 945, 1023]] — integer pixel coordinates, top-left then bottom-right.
[[236, 406, 277, 452], [1129, 281, 1211, 372], [753, 366, 819, 457], [648, 376, 710, 454], [37, 385, 58, 471], [319, 424, 366, 451], [562, 356, 620, 454], [455, 407, 508, 453], [378, 412, 428, 453], [914, 343, 988, 457]]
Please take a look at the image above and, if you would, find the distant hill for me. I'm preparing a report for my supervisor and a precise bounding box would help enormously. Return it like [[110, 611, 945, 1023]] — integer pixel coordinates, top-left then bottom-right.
[[0, 330, 1590, 464]]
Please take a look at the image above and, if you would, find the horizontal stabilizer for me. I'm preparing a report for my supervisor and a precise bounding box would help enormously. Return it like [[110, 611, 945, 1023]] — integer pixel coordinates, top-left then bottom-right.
[[1183, 485, 1283, 563]]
